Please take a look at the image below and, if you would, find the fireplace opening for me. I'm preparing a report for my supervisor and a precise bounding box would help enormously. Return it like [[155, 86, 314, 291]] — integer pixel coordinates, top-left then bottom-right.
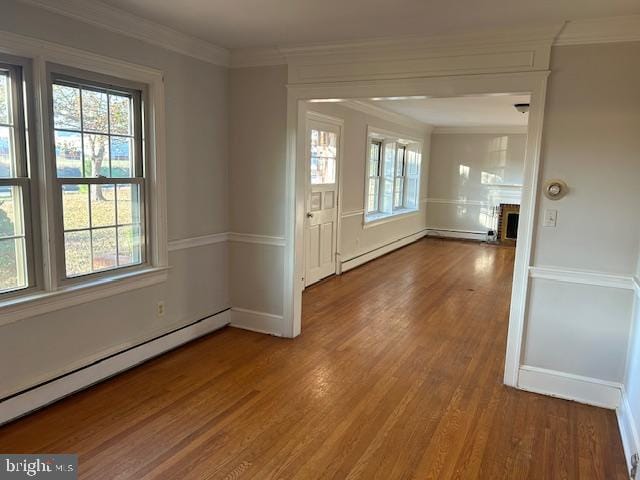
[[497, 203, 520, 244], [506, 212, 519, 240]]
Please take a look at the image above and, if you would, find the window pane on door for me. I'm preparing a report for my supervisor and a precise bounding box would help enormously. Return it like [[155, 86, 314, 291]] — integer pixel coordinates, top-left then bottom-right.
[[310, 128, 337, 184]]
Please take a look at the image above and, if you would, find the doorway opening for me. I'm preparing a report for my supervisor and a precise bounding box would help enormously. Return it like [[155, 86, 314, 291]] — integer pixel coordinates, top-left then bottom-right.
[[286, 72, 547, 387]]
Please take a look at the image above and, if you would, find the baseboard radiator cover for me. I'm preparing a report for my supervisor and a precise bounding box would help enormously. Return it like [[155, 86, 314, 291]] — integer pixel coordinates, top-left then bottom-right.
[[340, 229, 428, 273], [0, 309, 231, 426]]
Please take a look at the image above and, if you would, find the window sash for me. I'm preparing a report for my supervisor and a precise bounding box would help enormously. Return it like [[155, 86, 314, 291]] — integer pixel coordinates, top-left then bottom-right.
[[367, 140, 383, 213], [0, 61, 39, 296], [49, 72, 148, 283], [393, 145, 407, 210]]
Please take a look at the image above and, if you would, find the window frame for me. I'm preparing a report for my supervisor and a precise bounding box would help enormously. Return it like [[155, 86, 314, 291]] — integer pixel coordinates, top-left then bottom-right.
[[47, 67, 150, 285], [364, 127, 423, 226], [0, 55, 42, 299], [0, 33, 168, 326]]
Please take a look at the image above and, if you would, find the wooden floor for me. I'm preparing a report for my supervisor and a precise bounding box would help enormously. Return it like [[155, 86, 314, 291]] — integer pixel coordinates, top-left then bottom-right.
[[0, 238, 627, 479]]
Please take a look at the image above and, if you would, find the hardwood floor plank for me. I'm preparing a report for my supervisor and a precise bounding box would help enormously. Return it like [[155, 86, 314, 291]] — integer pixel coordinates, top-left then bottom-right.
[[0, 238, 627, 479]]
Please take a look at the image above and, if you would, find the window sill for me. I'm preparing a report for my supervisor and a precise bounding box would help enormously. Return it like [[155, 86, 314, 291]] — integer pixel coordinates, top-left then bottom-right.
[[0, 266, 170, 327], [363, 208, 419, 228]]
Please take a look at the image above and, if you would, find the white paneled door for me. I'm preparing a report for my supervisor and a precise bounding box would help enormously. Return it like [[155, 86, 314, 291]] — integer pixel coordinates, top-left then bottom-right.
[[304, 117, 341, 287]]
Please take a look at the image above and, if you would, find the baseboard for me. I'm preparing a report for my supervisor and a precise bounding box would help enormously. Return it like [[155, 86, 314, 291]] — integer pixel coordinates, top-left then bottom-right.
[[340, 230, 427, 273], [230, 307, 283, 337], [518, 365, 622, 409], [617, 386, 640, 473], [0, 309, 231, 426], [426, 228, 488, 241]]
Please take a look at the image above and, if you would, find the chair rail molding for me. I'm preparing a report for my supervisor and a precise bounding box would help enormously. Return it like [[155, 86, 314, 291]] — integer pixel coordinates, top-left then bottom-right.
[[228, 232, 286, 247], [168, 232, 229, 251], [529, 266, 636, 290], [168, 232, 286, 249]]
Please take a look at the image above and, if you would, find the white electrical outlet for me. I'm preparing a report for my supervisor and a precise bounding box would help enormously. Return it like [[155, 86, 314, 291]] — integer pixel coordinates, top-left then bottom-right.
[[156, 301, 165, 317], [543, 209, 557, 227]]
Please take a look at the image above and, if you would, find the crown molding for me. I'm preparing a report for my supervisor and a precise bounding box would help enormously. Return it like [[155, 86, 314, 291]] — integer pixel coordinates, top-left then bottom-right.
[[280, 23, 563, 60], [555, 15, 640, 46], [19, 0, 230, 66], [230, 47, 286, 68], [230, 16, 640, 68], [231, 23, 562, 69], [340, 100, 433, 133], [433, 125, 528, 134]]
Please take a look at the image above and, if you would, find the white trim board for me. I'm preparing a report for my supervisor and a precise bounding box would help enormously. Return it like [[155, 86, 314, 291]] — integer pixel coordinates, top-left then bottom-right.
[[0, 309, 231, 426], [341, 100, 432, 133], [230, 308, 284, 337], [426, 198, 490, 207], [518, 365, 622, 409], [432, 126, 528, 134], [167, 232, 287, 250], [228, 232, 286, 247], [168, 232, 229, 251], [18, 0, 230, 66], [617, 387, 640, 474], [529, 266, 635, 290], [340, 230, 428, 273]]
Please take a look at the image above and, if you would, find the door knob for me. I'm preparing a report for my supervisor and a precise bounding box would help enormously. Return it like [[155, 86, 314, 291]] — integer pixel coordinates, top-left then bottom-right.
[[306, 212, 314, 218]]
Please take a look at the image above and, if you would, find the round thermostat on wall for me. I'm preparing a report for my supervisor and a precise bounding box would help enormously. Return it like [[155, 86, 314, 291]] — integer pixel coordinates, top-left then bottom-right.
[[542, 179, 568, 200]]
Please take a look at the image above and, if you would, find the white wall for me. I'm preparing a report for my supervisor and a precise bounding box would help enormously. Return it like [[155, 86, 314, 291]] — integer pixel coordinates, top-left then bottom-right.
[[0, 1, 230, 399], [427, 133, 526, 233], [229, 65, 288, 319], [302, 102, 431, 263], [523, 41, 640, 384]]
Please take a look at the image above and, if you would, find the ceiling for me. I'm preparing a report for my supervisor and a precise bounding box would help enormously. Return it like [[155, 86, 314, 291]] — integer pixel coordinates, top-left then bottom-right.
[[98, 0, 639, 49], [362, 94, 531, 127]]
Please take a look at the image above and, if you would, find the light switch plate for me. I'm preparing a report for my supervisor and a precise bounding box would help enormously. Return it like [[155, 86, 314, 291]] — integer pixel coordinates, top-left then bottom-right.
[[543, 209, 557, 227]]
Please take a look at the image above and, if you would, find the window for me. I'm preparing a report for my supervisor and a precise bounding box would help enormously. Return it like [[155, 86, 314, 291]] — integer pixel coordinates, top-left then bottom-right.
[[0, 42, 166, 318], [393, 145, 406, 208], [51, 74, 146, 280], [364, 128, 422, 224], [366, 141, 382, 213], [0, 61, 36, 295], [310, 128, 337, 185]]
